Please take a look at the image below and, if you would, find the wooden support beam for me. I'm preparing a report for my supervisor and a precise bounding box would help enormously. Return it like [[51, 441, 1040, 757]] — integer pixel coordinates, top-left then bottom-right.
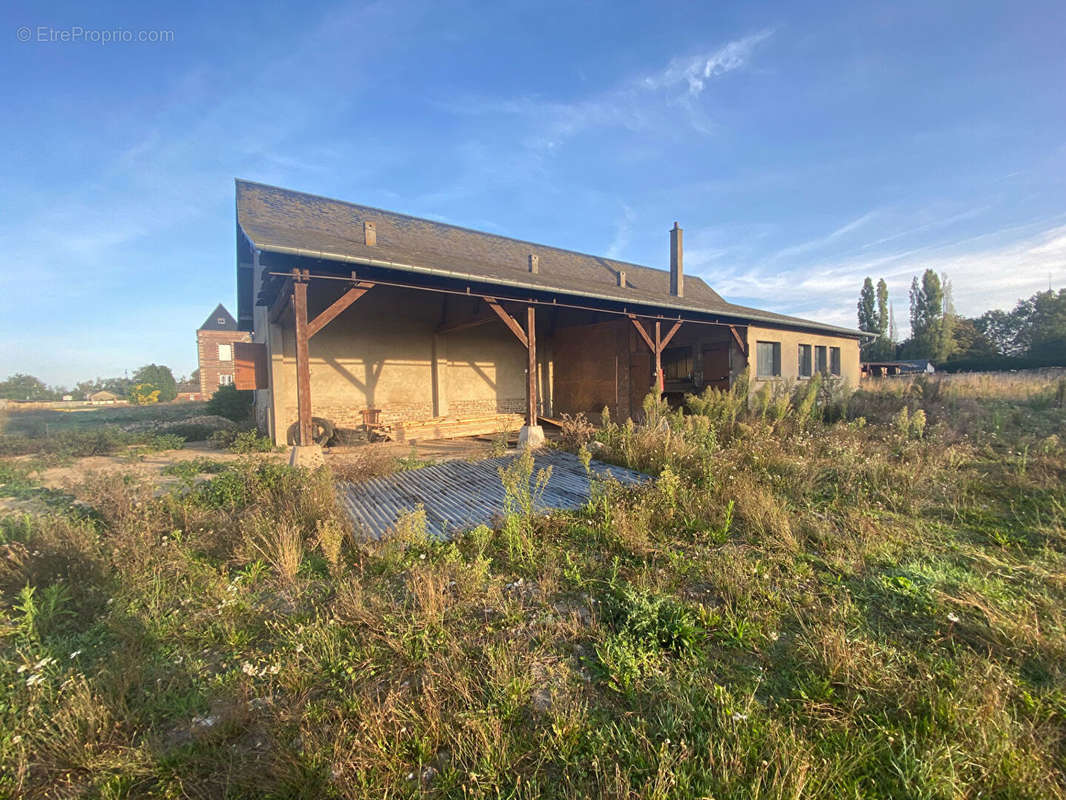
[[307, 280, 374, 338], [660, 321, 683, 350], [655, 321, 663, 393], [269, 278, 294, 324], [629, 316, 655, 352], [486, 298, 528, 349], [527, 305, 537, 426], [292, 271, 313, 447], [729, 325, 747, 355]]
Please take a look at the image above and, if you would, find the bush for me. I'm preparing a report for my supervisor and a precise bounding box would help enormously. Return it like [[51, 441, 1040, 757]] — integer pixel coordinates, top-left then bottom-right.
[[206, 384, 254, 422], [128, 383, 161, 405], [210, 429, 277, 454], [558, 412, 595, 450]]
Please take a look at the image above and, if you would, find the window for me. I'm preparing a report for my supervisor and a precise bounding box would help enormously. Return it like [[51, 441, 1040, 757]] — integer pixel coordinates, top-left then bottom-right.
[[798, 344, 813, 378], [830, 346, 841, 377], [218, 374, 233, 386], [815, 345, 828, 375], [661, 346, 694, 381], [217, 317, 225, 325], [218, 343, 232, 361], [756, 341, 781, 378]]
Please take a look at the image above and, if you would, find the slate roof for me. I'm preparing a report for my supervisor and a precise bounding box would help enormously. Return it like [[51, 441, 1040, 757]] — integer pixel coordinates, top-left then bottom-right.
[[199, 303, 238, 332], [235, 180, 862, 338]]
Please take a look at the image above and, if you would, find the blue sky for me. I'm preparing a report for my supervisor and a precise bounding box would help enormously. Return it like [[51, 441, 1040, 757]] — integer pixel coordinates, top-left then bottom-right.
[[2, 0, 1064, 386]]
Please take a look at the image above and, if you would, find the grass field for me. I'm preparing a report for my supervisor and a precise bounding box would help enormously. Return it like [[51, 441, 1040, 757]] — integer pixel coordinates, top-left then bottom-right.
[[1, 371, 1064, 798]]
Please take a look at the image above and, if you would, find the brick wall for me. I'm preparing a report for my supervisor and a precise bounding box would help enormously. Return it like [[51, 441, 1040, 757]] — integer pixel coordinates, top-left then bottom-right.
[[198, 329, 251, 399]]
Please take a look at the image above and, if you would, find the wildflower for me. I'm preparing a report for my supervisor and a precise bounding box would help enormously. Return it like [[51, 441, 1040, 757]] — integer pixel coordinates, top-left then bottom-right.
[[947, 611, 960, 624], [295, 643, 305, 653], [242, 661, 256, 676], [268, 664, 280, 674], [731, 712, 748, 722], [11, 735, 21, 744], [69, 650, 82, 659]]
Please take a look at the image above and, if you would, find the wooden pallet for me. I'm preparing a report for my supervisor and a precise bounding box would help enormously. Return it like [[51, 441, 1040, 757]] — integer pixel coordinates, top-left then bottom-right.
[[392, 413, 524, 442]]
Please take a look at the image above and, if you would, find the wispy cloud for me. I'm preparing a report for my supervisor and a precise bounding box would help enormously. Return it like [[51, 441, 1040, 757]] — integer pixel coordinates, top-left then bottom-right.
[[641, 30, 774, 96], [447, 30, 774, 149], [769, 208, 881, 261], [697, 220, 1066, 333], [605, 204, 637, 259]]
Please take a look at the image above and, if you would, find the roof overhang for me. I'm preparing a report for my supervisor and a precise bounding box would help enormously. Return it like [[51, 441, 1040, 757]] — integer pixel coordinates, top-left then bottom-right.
[[248, 236, 865, 340]]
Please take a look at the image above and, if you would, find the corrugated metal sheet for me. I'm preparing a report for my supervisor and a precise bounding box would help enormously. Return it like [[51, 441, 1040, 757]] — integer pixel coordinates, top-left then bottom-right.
[[338, 449, 649, 539]]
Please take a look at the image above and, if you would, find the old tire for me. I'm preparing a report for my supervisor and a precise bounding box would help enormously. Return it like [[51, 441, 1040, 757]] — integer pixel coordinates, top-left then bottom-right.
[[286, 417, 335, 446]]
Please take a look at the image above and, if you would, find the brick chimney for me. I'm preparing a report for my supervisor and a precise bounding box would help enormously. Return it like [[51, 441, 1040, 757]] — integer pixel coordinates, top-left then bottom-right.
[[670, 222, 683, 297]]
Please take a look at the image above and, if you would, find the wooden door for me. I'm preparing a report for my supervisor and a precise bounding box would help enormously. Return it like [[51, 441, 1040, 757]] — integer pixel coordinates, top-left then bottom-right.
[[702, 345, 730, 390], [629, 350, 652, 420]]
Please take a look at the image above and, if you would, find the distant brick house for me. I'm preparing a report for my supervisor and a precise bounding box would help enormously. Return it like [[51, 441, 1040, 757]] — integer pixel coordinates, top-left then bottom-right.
[[197, 304, 251, 399]]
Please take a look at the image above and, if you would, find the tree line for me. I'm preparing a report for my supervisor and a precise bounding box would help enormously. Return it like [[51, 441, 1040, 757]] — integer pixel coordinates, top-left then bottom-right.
[[858, 271, 1066, 366], [0, 365, 198, 404]]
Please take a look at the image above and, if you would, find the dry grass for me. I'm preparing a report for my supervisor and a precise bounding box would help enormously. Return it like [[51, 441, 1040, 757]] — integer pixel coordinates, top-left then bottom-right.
[[0, 371, 1064, 798]]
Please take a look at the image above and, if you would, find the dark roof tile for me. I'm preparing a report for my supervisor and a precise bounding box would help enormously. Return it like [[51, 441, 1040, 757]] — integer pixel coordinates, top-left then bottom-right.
[[235, 180, 861, 338]]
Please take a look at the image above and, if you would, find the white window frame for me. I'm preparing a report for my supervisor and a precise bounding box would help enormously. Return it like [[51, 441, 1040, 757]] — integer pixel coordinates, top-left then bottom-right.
[[218, 343, 232, 361], [218, 374, 234, 386]]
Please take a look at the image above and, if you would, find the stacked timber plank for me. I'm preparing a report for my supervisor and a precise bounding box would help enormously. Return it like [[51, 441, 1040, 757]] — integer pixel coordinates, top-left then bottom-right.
[[392, 413, 524, 442]]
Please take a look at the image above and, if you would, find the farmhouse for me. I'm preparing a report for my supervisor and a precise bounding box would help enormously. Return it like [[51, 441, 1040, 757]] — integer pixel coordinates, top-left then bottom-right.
[[196, 304, 251, 399], [234, 180, 863, 448]]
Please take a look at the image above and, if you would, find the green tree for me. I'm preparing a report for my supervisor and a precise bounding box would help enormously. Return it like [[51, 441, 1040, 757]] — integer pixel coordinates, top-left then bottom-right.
[[870, 278, 893, 359], [857, 278, 878, 357], [1019, 289, 1066, 359], [950, 317, 997, 360], [935, 274, 957, 362], [974, 308, 1022, 356], [132, 364, 177, 402], [907, 270, 945, 360], [0, 374, 55, 401]]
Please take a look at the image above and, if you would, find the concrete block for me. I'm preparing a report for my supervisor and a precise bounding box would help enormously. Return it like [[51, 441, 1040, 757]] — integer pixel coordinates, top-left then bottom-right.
[[288, 444, 325, 469], [518, 425, 545, 449]]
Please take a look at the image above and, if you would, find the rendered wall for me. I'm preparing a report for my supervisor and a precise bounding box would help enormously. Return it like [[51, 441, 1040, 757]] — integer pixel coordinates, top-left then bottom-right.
[[745, 325, 861, 390], [265, 285, 550, 443]]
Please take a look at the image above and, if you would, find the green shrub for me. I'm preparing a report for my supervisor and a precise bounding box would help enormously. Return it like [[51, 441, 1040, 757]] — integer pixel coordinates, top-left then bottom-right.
[[141, 433, 185, 452], [210, 429, 276, 454], [206, 384, 254, 422]]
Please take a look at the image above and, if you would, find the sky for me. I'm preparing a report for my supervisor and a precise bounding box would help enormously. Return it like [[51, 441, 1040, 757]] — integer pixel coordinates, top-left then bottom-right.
[[2, 0, 1064, 386]]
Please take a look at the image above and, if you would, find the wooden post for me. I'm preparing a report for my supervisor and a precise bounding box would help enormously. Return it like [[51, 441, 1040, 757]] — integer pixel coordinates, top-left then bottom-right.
[[292, 271, 313, 447], [526, 305, 537, 426], [655, 320, 663, 394]]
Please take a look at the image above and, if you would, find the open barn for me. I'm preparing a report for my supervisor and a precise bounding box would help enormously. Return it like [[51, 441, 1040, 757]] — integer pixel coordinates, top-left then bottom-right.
[[233, 180, 863, 448]]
